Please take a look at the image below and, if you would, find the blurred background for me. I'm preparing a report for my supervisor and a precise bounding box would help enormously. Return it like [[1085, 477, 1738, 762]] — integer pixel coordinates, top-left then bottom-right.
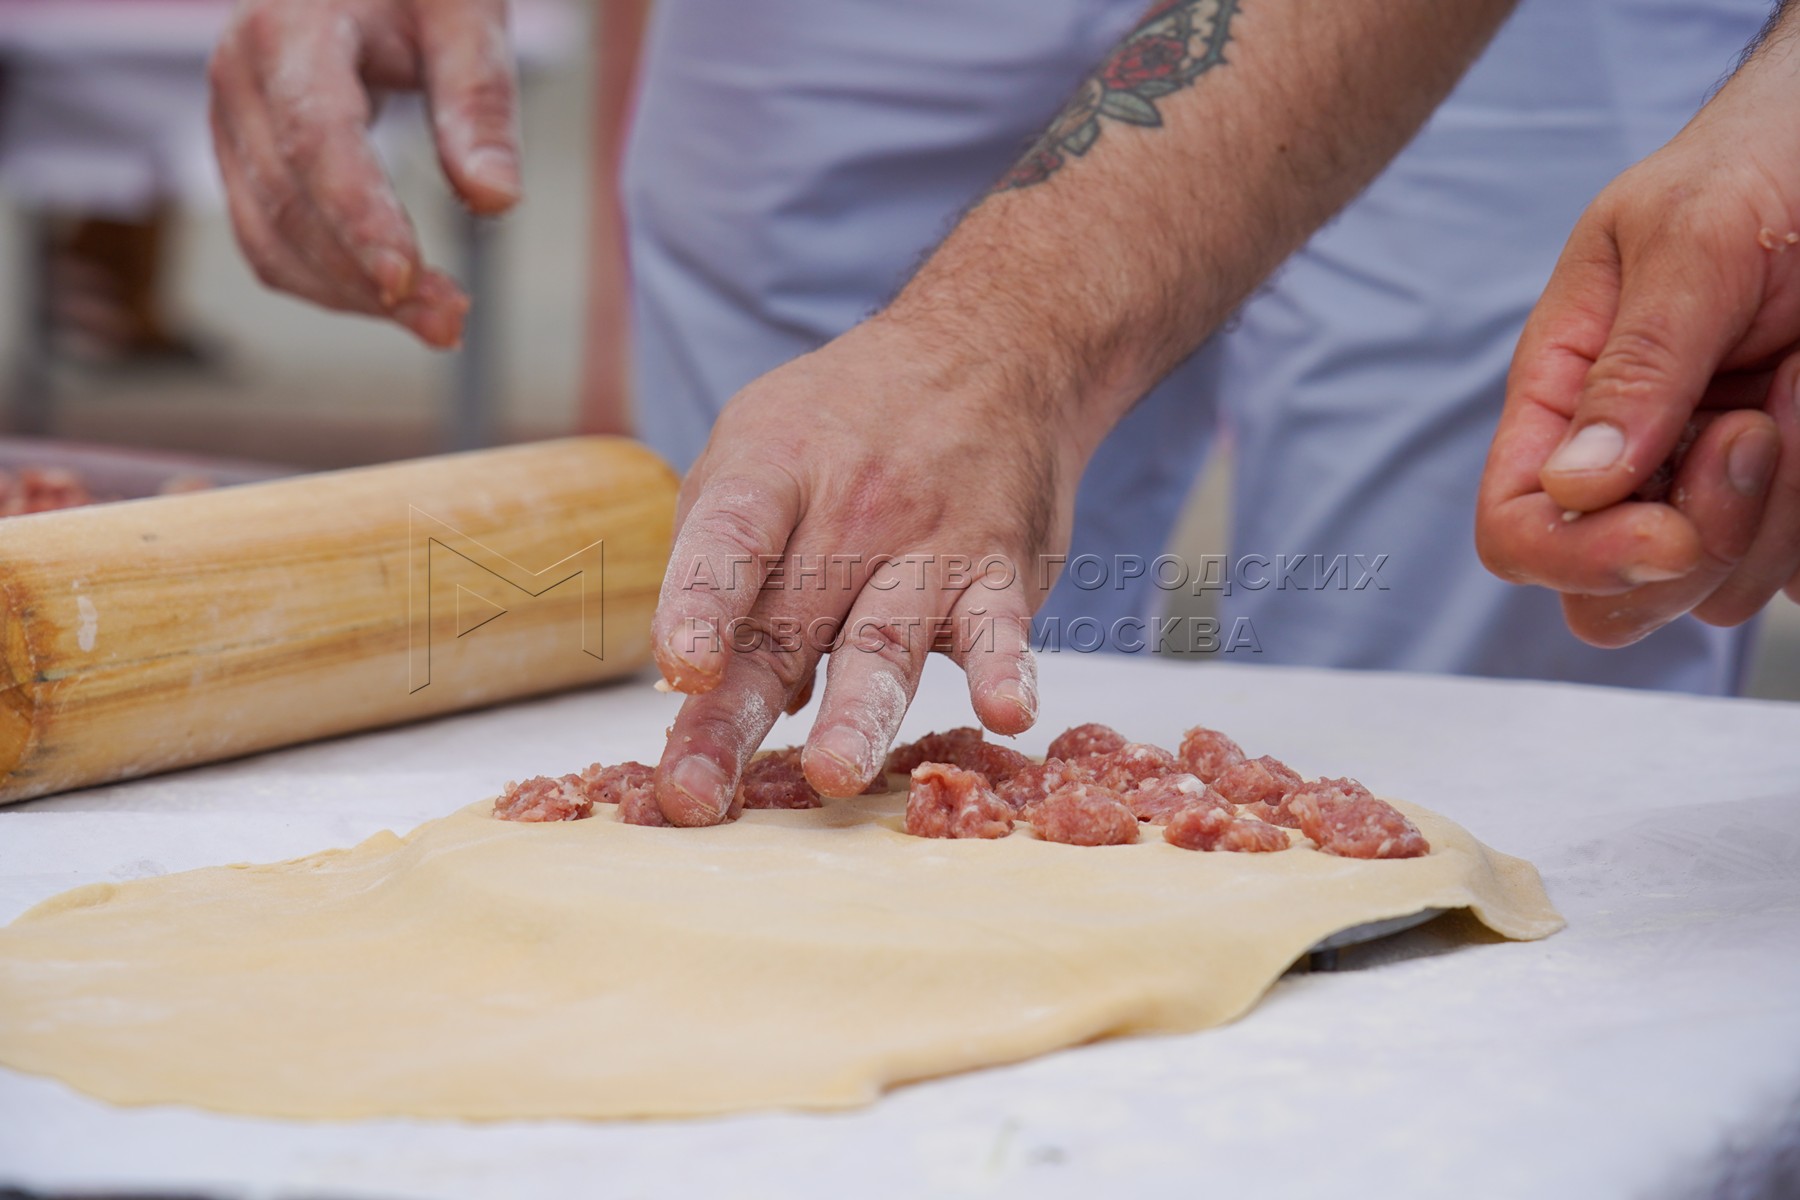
[[0, 0, 602, 465], [0, 0, 1793, 696]]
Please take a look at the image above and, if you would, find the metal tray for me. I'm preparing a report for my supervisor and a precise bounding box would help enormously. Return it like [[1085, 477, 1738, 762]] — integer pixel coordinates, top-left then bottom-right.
[[1302, 907, 1448, 971], [0, 436, 293, 504]]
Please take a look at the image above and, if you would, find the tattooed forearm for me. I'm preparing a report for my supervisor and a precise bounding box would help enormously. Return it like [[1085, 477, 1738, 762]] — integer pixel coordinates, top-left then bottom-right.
[[1000, 0, 1243, 191]]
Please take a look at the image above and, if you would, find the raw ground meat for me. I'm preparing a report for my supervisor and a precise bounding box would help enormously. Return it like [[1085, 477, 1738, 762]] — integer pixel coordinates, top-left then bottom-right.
[[740, 748, 822, 810], [904, 763, 1014, 839], [1128, 773, 1226, 824], [1291, 788, 1429, 859], [948, 740, 1034, 786], [1177, 725, 1247, 782], [1163, 804, 1290, 853], [1632, 417, 1703, 505], [997, 757, 1095, 811], [1030, 783, 1139, 846], [1246, 775, 1369, 828], [0, 466, 215, 518], [576, 761, 655, 806], [1084, 743, 1180, 792], [742, 743, 888, 796], [885, 727, 985, 775], [617, 785, 672, 827], [493, 775, 593, 823], [616, 762, 744, 826], [0, 467, 93, 516], [1046, 722, 1128, 762], [885, 728, 1029, 786], [1211, 755, 1303, 810]]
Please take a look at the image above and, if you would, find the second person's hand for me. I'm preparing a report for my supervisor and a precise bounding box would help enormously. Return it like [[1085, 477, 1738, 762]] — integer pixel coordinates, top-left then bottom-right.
[[1477, 21, 1800, 645], [208, 0, 522, 347]]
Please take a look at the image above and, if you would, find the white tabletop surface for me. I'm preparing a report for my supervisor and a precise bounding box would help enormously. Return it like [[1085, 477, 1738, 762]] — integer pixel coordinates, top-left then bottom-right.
[[2, 654, 1797, 1200]]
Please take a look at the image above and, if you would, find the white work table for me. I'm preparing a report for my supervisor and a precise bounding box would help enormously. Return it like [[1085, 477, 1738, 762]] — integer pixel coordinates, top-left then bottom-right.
[[2, 654, 1797, 1198]]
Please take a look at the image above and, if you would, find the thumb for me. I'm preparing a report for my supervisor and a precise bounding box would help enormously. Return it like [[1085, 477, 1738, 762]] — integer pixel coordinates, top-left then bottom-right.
[[1539, 229, 1750, 512], [418, 0, 523, 215]]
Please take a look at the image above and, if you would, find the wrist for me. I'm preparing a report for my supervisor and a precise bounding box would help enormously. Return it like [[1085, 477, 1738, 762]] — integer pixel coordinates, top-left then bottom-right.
[[1709, 12, 1800, 131], [871, 226, 1145, 465]]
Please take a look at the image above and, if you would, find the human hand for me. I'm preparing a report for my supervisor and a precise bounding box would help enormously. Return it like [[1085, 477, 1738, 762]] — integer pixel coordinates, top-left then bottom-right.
[[646, 318, 1085, 825], [208, 0, 521, 347], [1477, 48, 1800, 647]]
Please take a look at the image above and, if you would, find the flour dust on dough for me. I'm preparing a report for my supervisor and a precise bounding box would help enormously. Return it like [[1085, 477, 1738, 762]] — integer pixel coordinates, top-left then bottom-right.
[[0, 789, 1562, 1120]]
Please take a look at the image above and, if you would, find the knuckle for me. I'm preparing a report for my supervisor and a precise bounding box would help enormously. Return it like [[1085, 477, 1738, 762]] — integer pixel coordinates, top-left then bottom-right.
[[333, 194, 393, 257], [1588, 324, 1681, 404], [265, 186, 311, 246], [855, 617, 924, 673], [455, 75, 517, 132], [273, 114, 330, 172], [839, 454, 943, 534], [1658, 196, 1717, 245], [765, 650, 814, 697], [689, 501, 777, 569], [736, 636, 811, 698], [1694, 536, 1743, 577]]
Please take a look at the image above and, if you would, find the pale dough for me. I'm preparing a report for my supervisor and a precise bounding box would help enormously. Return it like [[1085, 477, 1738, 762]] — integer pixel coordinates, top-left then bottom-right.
[[0, 789, 1561, 1120]]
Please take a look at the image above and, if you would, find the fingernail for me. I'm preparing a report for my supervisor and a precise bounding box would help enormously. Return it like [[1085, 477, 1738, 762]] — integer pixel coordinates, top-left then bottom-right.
[[465, 146, 521, 203], [1546, 423, 1625, 475], [365, 248, 413, 308], [1623, 563, 1687, 586], [669, 756, 731, 819], [1728, 431, 1777, 497], [992, 678, 1035, 720], [420, 307, 464, 350], [660, 631, 717, 687], [815, 726, 871, 776]]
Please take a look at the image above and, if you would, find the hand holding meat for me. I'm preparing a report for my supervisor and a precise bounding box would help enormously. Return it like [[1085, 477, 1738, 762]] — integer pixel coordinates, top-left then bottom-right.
[[1477, 17, 1800, 645]]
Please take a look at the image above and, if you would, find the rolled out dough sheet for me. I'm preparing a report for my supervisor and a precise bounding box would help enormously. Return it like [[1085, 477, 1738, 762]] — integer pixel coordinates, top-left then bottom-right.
[[0, 788, 1561, 1120]]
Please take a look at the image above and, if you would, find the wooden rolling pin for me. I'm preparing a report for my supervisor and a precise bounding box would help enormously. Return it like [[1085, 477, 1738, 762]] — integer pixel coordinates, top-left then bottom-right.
[[0, 437, 677, 804]]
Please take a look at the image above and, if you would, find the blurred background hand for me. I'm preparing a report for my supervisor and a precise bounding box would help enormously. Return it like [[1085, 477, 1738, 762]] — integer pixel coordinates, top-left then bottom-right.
[[208, 0, 523, 348]]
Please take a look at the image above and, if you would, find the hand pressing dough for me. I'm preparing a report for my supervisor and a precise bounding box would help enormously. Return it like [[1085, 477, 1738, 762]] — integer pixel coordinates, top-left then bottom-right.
[[0, 790, 1561, 1120]]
